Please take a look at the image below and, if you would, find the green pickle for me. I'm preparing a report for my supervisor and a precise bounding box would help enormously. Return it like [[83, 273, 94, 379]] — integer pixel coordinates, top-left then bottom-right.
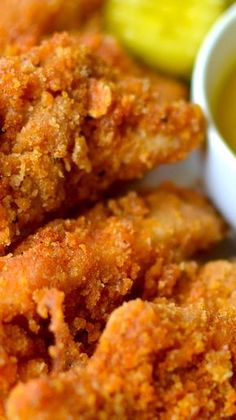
[[105, 0, 228, 78]]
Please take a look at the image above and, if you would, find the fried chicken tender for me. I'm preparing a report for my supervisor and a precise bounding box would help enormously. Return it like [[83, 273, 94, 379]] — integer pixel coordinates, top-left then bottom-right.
[[0, 0, 104, 54], [0, 32, 205, 252], [0, 184, 224, 351], [7, 299, 236, 419], [0, 0, 187, 102], [0, 184, 224, 412]]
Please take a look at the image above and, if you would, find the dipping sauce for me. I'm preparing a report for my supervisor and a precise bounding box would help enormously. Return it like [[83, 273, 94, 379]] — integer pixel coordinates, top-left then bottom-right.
[[214, 63, 236, 153]]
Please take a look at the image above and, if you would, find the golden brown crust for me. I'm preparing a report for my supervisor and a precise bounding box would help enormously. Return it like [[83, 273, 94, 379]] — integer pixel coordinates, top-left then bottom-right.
[[0, 184, 224, 331], [0, 184, 224, 414], [0, 0, 104, 54], [0, 4, 232, 419], [0, 321, 48, 416], [0, 33, 205, 252], [7, 299, 236, 419], [34, 288, 88, 373], [169, 260, 236, 309], [0, 0, 187, 104], [0, 288, 88, 413]]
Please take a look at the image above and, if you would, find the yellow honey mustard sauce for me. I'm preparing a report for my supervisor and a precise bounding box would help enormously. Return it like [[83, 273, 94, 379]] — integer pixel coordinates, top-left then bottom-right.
[[214, 63, 236, 153]]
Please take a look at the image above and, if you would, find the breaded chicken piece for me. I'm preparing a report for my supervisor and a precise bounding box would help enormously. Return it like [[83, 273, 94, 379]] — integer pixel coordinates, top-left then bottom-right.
[[0, 185, 224, 411], [0, 288, 88, 414], [0, 184, 225, 349], [0, 0, 187, 103], [7, 299, 236, 419], [0, 0, 188, 110], [170, 260, 236, 309], [0, 320, 48, 416], [0, 0, 104, 54], [0, 33, 205, 252]]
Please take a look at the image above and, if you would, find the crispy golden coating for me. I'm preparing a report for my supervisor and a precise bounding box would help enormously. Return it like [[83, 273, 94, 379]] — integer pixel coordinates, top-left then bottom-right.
[[0, 288, 87, 414], [0, 184, 224, 413], [7, 299, 236, 419], [0, 320, 47, 416], [0, 0, 104, 54], [0, 33, 205, 252], [0, 0, 188, 108], [0, 184, 224, 342], [0, 0, 187, 103], [0, 4, 233, 419], [170, 260, 236, 309], [0, 347, 17, 417], [34, 288, 88, 373]]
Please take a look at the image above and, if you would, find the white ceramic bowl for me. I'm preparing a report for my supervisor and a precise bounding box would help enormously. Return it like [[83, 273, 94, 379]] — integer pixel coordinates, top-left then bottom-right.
[[192, 4, 236, 230]]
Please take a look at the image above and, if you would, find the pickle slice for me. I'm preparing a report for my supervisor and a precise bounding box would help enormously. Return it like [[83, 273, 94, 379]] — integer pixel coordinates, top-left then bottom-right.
[[105, 0, 228, 77]]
